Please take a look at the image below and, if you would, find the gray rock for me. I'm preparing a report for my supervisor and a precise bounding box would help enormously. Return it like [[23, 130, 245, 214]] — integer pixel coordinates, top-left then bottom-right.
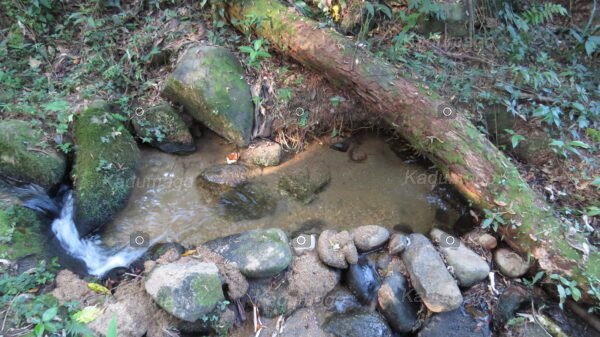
[[352, 225, 390, 251], [377, 272, 419, 333], [466, 230, 497, 250], [144, 259, 225, 322], [494, 286, 530, 326], [197, 164, 248, 193], [430, 228, 490, 287], [279, 308, 334, 337], [323, 287, 362, 314], [205, 228, 292, 278], [247, 251, 340, 317], [242, 139, 283, 166], [388, 233, 410, 255], [494, 248, 530, 278], [323, 308, 392, 337], [401, 234, 463, 312], [418, 309, 490, 337], [346, 255, 381, 305], [132, 103, 196, 154], [318, 230, 358, 269], [163, 46, 254, 146]]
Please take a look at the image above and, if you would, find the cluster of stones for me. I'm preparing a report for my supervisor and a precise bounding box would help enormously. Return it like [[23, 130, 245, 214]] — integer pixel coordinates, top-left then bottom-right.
[[60, 223, 533, 337]]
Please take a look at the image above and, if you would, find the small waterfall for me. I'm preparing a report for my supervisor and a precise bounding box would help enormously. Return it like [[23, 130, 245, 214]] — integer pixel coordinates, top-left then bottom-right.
[[51, 192, 148, 276]]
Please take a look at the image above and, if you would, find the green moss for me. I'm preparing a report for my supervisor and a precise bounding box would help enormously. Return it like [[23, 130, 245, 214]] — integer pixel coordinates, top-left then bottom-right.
[[278, 169, 331, 204], [73, 102, 140, 235], [132, 103, 195, 154], [0, 120, 66, 189], [190, 273, 224, 308], [162, 46, 254, 146], [0, 202, 45, 260], [157, 286, 174, 312]]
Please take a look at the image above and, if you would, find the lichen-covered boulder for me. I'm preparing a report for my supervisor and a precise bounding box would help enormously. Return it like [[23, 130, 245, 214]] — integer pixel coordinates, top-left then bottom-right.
[[205, 228, 292, 278], [0, 201, 46, 261], [144, 260, 225, 322], [73, 102, 140, 236], [0, 120, 66, 189], [163, 45, 254, 146], [132, 103, 196, 154]]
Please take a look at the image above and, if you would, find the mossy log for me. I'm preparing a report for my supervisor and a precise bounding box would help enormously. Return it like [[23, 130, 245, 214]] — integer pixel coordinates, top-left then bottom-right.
[[225, 0, 598, 303]]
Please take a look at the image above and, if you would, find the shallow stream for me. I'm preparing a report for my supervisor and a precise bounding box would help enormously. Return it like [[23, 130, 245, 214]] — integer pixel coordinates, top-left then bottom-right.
[[99, 132, 463, 250]]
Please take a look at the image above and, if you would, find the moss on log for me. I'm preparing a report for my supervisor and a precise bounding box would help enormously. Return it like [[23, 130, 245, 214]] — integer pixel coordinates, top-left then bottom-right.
[[225, 0, 598, 303]]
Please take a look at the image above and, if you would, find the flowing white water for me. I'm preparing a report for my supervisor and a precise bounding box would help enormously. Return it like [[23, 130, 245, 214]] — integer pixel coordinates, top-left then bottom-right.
[[51, 192, 149, 276]]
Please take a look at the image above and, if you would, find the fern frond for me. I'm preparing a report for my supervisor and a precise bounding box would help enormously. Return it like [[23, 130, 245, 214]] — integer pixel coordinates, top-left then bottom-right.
[[522, 3, 568, 25]]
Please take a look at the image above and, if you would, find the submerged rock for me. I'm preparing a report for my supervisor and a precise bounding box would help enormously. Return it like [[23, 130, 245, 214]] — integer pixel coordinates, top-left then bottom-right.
[[318, 229, 358, 269], [418, 308, 490, 337], [241, 139, 282, 166], [132, 103, 196, 154], [377, 272, 419, 333], [196, 164, 248, 193], [494, 248, 530, 278], [401, 234, 463, 312], [352, 225, 390, 251], [345, 254, 381, 305], [0, 119, 66, 189], [323, 308, 392, 337], [247, 251, 340, 317], [144, 259, 225, 322], [278, 168, 330, 204], [163, 45, 254, 146], [219, 182, 275, 221], [430, 228, 490, 287], [73, 102, 140, 236], [205, 228, 292, 278]]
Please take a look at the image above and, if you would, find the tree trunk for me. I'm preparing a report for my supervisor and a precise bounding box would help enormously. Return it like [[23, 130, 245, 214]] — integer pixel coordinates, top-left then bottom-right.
[[225, 0, 599, 303]]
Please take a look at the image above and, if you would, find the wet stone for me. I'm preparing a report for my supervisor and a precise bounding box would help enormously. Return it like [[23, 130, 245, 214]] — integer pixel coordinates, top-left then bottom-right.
[[205, 228, 292, 278], [388, 233, 410, 255], [323, 308, 392, 337], [219, 183, 275, 221], [377, 272, 419, 333], [418, 308, 490, 337], [197, 164, 248, 193], [345, 254, 381, 305], [351, 225, 390, 251], [318, 230, 359, 269]]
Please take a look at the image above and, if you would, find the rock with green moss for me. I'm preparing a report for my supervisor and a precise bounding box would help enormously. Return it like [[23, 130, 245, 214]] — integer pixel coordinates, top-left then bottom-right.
[[132, 103, 196, 154], [73, 102, 140, 236], [0, 200, 46, 261], [219, 183, 276, 221], [163, 45, 254, 146], [205, 228, 292, 278], [0, 120, 66, 190], [144, 259, 225, 322], [278, 169, 331, 204]]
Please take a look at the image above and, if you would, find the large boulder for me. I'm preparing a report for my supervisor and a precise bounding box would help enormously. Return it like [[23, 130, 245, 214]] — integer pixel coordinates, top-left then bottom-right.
[[144, 259, 225, 322], [0, 119, 66, 189], [163, 45, 254, 146], [401, 234, 463, 312], [205, 228, 292, 278], [430, 228, 490, 287], [73, 102, 140, 236], [132, 103, 196, 154]]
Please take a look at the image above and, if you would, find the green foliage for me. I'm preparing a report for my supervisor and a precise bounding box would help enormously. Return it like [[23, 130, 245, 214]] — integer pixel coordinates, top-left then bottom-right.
[[481, 209, 507, 232], [504, 129, 525, 149], [521, 3, 568, 25], [550, 274, 582, 309], [523, 271, 545, 288], [239, 38, 271, 68]]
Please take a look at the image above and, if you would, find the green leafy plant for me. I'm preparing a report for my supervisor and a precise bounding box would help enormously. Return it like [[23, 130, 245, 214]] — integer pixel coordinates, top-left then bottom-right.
[[239, 38, 271, 68], [550, 274, 582, 309], [504, 129, 526, 149], [481, 209, 506, 232]]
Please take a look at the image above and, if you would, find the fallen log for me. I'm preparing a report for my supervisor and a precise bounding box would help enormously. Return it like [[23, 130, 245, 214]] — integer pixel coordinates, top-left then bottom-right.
[[225, 0, 599, 303]]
